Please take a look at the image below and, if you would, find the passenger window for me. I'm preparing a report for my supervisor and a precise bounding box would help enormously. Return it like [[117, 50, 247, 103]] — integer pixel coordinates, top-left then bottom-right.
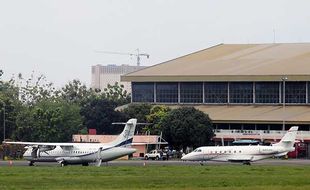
[[239, 150, 241, 153]]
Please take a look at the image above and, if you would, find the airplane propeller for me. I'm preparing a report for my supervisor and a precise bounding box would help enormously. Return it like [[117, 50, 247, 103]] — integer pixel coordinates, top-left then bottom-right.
[[96, 147, 103, 167]]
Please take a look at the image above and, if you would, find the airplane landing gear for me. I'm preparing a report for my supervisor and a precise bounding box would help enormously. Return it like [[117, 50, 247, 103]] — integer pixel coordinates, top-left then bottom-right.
[[82, 163, 89, 166], [60, 161, 67, 167], [243, 161, 251, 165], [29, 161, 34, 166]]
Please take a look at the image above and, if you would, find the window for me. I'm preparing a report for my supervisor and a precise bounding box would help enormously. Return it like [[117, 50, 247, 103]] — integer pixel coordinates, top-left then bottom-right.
[[205, 82, 228, 103], [255, 82, 279, 103], [308, 83, 310, 104], [230, 82, 253, 103], [243, 124, 255, 130], [180, 82, 203, 103], [284, 82, 306, 103], [193, 148, 202, 152], [132, 82, 154, 102], [156, 82, 178, 103]]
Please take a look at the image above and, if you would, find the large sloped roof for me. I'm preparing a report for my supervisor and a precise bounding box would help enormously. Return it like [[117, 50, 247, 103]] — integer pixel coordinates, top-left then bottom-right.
[[168, 105, 310, 125], [122, 43, 310, 82]]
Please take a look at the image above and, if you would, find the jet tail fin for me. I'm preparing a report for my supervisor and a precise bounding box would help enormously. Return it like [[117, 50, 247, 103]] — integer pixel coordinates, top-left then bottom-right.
[[273, 126, 298, 150], [108, 118, 137, 147]]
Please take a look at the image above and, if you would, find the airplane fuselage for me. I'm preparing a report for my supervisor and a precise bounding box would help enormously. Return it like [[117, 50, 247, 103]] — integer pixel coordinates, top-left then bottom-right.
[[181, 145, 291, 162], [23, 144, 136, 164]]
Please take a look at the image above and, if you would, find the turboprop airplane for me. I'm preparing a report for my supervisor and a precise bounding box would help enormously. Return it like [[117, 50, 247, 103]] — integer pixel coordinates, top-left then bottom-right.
[[181, 126, 298, 165], [4, 118, 138, 167]]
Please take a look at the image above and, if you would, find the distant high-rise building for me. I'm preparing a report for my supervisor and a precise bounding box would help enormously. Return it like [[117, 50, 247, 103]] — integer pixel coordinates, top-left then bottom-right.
[[91, 64, 147, 93]]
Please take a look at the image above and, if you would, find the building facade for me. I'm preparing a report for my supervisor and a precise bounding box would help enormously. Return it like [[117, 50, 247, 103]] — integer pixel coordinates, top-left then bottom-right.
[[122, 43, 310, 157], [91, 64, 146, 93]]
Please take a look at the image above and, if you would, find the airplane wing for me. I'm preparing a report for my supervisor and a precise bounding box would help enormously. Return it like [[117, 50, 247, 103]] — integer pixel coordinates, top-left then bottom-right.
[[4, 141, 75, 159], [3, 141, 74, 148]]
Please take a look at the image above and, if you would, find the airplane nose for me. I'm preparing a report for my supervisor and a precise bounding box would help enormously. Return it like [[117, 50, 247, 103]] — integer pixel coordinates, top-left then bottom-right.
[[181, 154, 188, 161]]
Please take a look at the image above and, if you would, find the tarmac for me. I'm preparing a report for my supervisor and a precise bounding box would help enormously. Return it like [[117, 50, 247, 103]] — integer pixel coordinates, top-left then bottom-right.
[[1, 159, 310, 167]]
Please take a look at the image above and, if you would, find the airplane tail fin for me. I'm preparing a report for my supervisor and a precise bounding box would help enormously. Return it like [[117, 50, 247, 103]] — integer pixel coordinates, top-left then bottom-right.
[[273, 126, 298, 150], [108, 118, 137, 147]]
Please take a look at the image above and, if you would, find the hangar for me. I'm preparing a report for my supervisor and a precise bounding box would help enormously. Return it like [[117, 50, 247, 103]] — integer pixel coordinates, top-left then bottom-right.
[[122, 43, 310, 157]]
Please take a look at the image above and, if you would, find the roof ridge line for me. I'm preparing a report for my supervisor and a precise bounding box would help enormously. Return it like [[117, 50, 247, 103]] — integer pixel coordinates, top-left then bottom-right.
[[123, 43, 224, 77]]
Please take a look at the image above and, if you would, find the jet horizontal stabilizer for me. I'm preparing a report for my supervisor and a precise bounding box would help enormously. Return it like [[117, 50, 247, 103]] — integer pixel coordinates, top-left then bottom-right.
[[112, 122, 152, 125]]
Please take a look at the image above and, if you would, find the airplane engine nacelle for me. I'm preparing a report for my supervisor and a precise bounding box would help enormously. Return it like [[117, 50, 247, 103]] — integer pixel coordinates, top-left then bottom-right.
[[38, 146, 56, 152], [31, 145, 56, 158]]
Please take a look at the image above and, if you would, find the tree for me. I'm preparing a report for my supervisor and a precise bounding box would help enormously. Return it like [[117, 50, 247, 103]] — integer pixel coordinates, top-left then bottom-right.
[[146, 105, 171, 134], [122, 103, 152, 133], [80, 98, 126, 135], [102, 82, 131, 106], [0, 70, 133, 142], [61, 79, 96, 105], [13, 99, 83, 142], [0, 70, 3, 84], [14, 73, 58, 106], [0, 74, 21, 141], [159, 107, 214, 150], [0, 97, 20, 141]]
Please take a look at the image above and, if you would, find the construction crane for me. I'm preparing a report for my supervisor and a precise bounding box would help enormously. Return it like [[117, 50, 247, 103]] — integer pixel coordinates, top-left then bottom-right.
[[95, 49, 150, 66]]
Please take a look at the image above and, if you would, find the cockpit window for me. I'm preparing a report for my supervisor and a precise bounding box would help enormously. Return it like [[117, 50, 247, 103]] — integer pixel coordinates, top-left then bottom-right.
[[193, 148, 202, 152]]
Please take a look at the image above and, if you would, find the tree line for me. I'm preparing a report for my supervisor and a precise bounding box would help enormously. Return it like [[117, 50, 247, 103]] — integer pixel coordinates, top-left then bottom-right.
[[0, 70, 214, 150]]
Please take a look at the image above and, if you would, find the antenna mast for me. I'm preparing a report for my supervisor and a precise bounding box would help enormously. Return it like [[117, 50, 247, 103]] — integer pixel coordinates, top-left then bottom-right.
[[273, 29, 276, 43]]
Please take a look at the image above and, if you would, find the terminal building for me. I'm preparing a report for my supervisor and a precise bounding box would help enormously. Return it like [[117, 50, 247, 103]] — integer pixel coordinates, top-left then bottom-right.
[[121, 43, 310, 157]]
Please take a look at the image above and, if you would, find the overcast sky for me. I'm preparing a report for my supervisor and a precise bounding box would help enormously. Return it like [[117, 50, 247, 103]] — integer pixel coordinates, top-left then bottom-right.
[[1, 0, 310, 87]]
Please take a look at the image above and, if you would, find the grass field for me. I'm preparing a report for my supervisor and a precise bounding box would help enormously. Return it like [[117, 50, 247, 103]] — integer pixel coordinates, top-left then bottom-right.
[[1, 165, 310, 190]]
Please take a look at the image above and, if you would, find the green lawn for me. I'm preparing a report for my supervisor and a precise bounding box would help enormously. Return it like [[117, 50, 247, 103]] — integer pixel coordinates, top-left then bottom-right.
[[0, 165, 309, 190]]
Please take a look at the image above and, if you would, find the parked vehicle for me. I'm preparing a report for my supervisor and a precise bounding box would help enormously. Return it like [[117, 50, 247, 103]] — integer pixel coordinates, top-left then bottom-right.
[[144, 149, 167, 160]]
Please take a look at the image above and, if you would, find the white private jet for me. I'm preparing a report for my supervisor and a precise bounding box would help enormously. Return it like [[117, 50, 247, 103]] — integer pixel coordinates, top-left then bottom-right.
[[181, 126, 298, 165], [4, 118, 138, 167]]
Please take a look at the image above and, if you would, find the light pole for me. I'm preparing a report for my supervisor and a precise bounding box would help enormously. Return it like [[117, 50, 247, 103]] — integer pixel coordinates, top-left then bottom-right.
[[282, 76, 288, 131], [1, 101, 5, 160], [3, 103, 5, 142]]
